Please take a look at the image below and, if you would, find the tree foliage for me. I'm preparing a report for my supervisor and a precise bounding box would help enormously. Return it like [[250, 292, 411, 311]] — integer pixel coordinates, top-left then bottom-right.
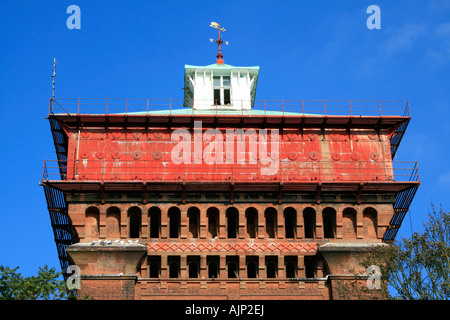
[[336, 204, 450, 300], [0, 265, 73, 300]]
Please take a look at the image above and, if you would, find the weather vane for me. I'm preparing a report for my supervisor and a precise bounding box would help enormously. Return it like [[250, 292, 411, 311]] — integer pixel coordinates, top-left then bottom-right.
[[209, 22, 228, 64]]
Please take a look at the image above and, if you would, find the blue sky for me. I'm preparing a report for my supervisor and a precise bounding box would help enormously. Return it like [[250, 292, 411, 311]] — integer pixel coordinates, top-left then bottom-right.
[[0, 1, 449, 277]]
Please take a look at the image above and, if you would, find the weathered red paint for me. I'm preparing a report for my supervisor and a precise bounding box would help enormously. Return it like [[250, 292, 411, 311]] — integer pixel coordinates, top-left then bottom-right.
[[64, 126, 393, 182]]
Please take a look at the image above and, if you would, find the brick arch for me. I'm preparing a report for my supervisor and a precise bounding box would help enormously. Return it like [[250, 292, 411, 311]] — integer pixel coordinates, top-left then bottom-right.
[[264, 207, 277, 239], [128, 206, 142, 239], [106, 206, 121, 239], [363, 207, 378, 239], [342, 207, 357, 239], [226, 206, 239, 239], [187, 206, 200, 238], [303, 207, 316, 239], [284, 207, 297, 239], [148, 206, 161, 239], [322, 207, 337, 239], [206, 206, 220, 238], [245, 207, 258, 239], [85, 206, 100, 239], [168, 206, 181, 239]]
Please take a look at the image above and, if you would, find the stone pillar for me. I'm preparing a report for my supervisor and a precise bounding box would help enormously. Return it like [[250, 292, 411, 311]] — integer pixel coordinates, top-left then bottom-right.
[[180, 207, 188, 239], [66, 242, 147, 300], [180, 255, 187, 279], [99, 206, 107, 239], [316, 207, 323, 239], [219, 207, 226, 239], [68, 204, 85, 241], [277, 209, 285, 239], [239, 210, 245, 240], [219, 255, 226, 278], [278, 255, 285, 278], [120, 207, 127, 239], [239, 255, 246, 277], [357, 208, 364, 239], [160, 207, 168, 239], [141, 206, 148, 239], [200, 207, 207, 239], [200, 255, 207, 278], [298, 255, 305, 278], [258, 210, 265, 239], [259, 255, 265, 278], [336, 207, 343, 239], [160, 255, 168, 278], [297, 206, 304, 239]]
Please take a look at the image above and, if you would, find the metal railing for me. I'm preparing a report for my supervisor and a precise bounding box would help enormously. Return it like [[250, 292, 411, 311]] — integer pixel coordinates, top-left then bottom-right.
[[42, 159, 419, 183], [49, 98, 411, 118]]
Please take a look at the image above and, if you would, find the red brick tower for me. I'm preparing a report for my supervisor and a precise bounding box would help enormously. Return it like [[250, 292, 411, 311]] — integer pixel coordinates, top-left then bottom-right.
[[42, 58, 419, 300]]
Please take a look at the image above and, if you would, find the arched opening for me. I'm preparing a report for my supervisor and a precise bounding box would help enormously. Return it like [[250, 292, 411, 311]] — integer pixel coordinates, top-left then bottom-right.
[[188, 207, 200, 239], [246, 207, 258, 239], [303, 207, 316, 239], [128, 207, 142, 238], [363, 207, 378, 239], [168, 207, 181, 239], [85, 207, 100, 239], [266, 257, 277, 278], [106, 206, 120, 238], [265, 208, 277, 239], [323, 207, 336, 239], [226, 207, 239, 238], [284, 207, 297, 239], [342, 207, 357, 239], [149, 207, 161, 239], [207, 207, 219, 238]]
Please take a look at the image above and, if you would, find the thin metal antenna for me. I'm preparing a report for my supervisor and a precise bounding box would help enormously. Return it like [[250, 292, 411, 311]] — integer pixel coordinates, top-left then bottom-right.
[[52, 57, 57, 100]]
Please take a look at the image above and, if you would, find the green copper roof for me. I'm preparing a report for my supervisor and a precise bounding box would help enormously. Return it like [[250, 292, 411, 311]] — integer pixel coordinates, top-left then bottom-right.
[[126, 108, 307, 116], [185, 63, 259, 70]]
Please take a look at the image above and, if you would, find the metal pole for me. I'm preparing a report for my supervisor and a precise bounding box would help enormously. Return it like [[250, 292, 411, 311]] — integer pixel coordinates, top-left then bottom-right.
[[51, 58, 56, 114]]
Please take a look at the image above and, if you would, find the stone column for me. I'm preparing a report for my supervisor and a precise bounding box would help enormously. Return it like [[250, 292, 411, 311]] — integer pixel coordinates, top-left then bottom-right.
[[219, 207, 226, 239], [277, 208, 285, 239], [180, 206, 188, 239], [356, 207, 364, 239], [99, 206, 107, 239], [298, 255, 305, 278], [278, 255, 285, 278], [239, 255, 246, 278], [200, 207, 207, 239], [297, 206, 304, 239], [219, 255, 226, 279], [259, 255, 265, 278], [120, 207, 127, 239], [180, 255, 187, 279], [200, 255, 207, 278], [336, 207, 343, 239], [160, 255, 168, 278], [258, 210, 265, 239], [315, 207, 323, 239], [141, 206, 148, 239], [160, 207, 168, 239]]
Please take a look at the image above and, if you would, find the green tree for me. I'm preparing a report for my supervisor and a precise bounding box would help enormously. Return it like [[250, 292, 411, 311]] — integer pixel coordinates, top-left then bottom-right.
[[0, 265, 74, 300], [336, 204, 450, 300]]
